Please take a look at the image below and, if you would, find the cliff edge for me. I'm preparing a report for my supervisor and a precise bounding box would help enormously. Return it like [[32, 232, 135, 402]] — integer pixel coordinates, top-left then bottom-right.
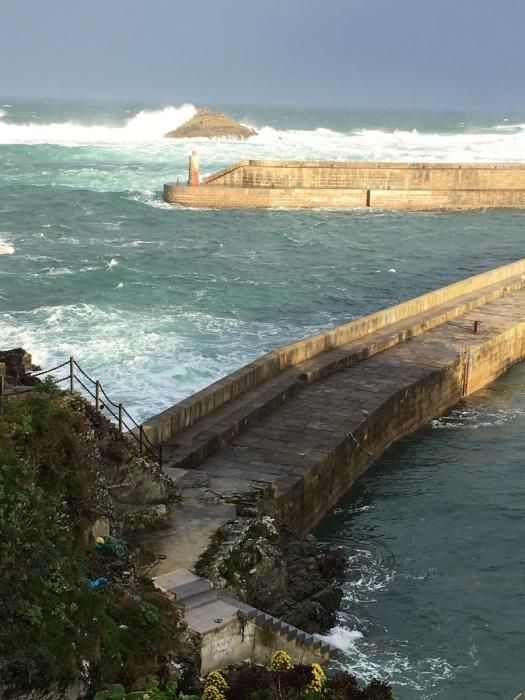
[[165, 107, 256, 140]]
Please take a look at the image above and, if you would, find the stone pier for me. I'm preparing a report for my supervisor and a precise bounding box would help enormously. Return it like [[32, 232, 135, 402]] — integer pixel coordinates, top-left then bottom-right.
[[164, 160, 525, 210], [141, 258, 525, 672], [143, 258, 525, 532]]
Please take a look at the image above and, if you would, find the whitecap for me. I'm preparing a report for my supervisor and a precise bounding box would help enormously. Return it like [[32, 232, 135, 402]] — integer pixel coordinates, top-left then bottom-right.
[[0, 103, 196, 145], [0, 236, 15, 255]]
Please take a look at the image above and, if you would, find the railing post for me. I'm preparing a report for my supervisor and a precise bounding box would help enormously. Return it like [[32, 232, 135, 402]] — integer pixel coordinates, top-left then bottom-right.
[[117, 403, 123, 434], [69, 356, 74, 394], [95, 381, 100, 411], [159, 444, 163, 468], [139, 425, 144, 454]]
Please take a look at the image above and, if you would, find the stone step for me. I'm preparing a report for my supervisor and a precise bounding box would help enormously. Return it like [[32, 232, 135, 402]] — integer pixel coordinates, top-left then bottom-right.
[[182, 588, 219, 610], [153, 568, 201, 592], [171, 577, 211, 600]]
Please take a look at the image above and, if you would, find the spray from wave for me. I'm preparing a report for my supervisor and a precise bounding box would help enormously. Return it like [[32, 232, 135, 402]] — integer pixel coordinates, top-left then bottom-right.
[[0, 104, 196, 145], [1, 102, 525, 162]]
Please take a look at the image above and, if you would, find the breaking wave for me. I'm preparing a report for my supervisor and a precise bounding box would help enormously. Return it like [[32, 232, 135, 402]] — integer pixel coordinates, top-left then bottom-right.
[[0, 104, 197, 144], [247, 123, 525, 162], [1, 102, 524, 162]]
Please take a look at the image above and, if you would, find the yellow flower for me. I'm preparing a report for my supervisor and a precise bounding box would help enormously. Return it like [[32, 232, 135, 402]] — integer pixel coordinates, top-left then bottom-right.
[[270, 650, 293, 673], [205, 671, 228, 692], [202, 685, 225, 700], [306, 662, 326, 694]]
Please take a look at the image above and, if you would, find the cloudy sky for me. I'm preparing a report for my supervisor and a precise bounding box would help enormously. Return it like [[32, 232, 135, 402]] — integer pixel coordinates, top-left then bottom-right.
[[1, 0, 523, 109]]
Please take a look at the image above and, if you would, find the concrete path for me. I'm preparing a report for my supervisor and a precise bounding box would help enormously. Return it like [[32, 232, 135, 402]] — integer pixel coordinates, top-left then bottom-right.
[[137, 503, 235, 575], [159, 279, 525, 533], [136, 263, 525, 673]]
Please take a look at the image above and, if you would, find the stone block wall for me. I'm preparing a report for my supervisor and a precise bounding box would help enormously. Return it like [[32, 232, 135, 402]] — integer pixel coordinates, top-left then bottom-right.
[[277, 320, 525, 533], [144, 259, 525, 446], [203, 160, 525, 190], [165, 160, 525, 210]]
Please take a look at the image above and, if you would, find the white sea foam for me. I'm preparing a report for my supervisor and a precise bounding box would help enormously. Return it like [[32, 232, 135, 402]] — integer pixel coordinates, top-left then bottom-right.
[[1, 103, 524, 162], [0, 109, 6, 119], [0, 104, 196, 144], [0, 303, 268, 421], [431, 405, 525, 429], [0, 235, 15, 255]]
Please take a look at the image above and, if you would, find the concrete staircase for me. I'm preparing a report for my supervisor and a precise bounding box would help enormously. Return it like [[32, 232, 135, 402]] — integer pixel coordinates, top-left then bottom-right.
[[154, 569, 343, 674]]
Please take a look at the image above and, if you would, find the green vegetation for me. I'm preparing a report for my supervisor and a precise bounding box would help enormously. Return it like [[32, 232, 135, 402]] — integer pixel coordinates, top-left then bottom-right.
[[92, 657, 395, 700], [0, 384, 186, 693], [93, 678, 199, 700]]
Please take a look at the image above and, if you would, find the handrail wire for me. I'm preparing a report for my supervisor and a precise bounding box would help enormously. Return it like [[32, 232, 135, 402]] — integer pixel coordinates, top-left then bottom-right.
[[121, 405, 157, 451], [32, 360, 70, 377], [72, 372, 160, 462], [97, 382, 121, 410], [21, 357, 162, 466], [73, 374, 98, 403], [72, 360, 97, 385]]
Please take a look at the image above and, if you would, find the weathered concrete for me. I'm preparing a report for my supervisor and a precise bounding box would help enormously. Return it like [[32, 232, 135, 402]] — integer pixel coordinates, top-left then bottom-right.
[[154, 569, 340, 674], [164, 160, 525, 210], [143, 259, 525, 535], [137, 259, 525, 673], [135, 503, 236, 574]]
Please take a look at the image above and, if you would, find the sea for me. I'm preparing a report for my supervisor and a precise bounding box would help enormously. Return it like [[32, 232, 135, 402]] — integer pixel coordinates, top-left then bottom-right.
[[1, 99, 525, 698]]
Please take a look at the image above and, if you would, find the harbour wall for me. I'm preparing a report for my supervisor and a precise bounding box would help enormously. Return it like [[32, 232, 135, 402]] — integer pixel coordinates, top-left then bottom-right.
[[142, 259, 525, 533], [143, 257, 525, 446], [279, 323, 525, 532], [164, 160, 525, 209]]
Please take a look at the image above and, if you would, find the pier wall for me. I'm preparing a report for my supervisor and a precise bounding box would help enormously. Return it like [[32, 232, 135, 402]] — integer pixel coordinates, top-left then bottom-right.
[[279, 321, 525, 532], [143, 258, 525, 447], [205, 161, 525, 190], [164, 161, 525, 209], [142, 259, 525, 534]]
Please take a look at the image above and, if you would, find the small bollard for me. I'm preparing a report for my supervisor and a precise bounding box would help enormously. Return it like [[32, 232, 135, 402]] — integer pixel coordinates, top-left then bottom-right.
[[473, 320, 481, 334]]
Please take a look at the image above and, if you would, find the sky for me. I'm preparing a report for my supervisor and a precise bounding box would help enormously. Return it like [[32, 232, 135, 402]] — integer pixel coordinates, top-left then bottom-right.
[[0, 0, 524, 109]]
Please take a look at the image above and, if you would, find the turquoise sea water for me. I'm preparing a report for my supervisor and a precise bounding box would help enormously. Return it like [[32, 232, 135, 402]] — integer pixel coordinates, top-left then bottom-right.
[[1, 99, 525, 697], [317, 364, 525, 699]]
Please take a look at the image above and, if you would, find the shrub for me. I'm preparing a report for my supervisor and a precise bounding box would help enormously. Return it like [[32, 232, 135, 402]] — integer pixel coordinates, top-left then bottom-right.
[[0, 393, 180, 691]]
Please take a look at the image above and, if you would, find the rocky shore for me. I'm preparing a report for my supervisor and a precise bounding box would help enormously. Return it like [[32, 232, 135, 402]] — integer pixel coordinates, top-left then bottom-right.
[[165, 107, 256, 139], [195, 513, 346, 634], [0, 352, 202, 699]]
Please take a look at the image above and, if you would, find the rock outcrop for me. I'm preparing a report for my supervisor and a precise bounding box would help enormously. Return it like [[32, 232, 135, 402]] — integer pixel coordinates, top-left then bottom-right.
[[165, 107, 256, 140], [0, 348, 40, 385], [196, 515, 345, 634]]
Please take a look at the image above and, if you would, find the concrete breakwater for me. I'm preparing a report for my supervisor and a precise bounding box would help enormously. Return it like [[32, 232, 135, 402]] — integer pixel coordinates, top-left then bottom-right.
[[164, 159, 525, 209], [143, 258, 525, 534]]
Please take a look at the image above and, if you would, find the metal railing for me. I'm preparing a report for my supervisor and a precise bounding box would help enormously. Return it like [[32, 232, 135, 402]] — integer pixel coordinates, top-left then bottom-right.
[[1, 357, 162, 466]]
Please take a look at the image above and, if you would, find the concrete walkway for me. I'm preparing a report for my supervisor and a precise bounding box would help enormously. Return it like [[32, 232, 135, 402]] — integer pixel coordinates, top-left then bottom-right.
[[159, 281, 525, 533], [140, 263, 525, 673]]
